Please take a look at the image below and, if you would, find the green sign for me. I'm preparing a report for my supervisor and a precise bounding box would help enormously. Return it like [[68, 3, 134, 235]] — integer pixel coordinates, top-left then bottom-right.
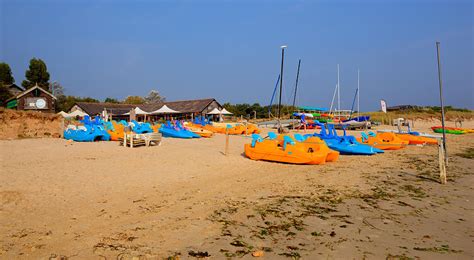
[[6, 99, 17, 109]]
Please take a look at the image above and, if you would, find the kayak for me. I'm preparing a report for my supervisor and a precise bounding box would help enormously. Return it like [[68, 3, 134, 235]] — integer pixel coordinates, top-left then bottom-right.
[[432, 128, 465, 135], [431, 126, 471, 134]]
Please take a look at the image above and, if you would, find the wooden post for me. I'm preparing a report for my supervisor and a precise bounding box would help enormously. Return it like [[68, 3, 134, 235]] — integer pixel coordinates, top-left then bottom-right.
[[225, 128, 229, 156], [438, 139, 447, 184], [130, 133, 134, 148], [60, 118, 65, 138], [123, 132, 127, 147]]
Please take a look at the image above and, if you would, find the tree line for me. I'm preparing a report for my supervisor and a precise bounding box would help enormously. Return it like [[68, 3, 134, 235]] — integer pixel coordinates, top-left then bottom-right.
[[2, 59, 299, 118], [0, 59, 165, 112], [223, 102, 296, 119]]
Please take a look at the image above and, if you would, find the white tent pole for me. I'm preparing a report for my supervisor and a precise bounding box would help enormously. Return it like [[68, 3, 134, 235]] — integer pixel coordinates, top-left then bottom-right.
[[357, 69, 360, 118]]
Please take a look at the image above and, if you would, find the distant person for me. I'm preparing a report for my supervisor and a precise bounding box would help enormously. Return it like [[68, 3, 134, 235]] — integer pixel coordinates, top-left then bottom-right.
[[300, 114, 307, 133]]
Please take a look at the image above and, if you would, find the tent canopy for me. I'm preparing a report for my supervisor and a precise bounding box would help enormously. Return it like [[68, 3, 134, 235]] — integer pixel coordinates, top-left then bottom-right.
[[221, 108, 233, 115], [151, 105, 180, 114], [207, 108, 221, 115], [207, 107, 233, 115], [124, 107, 150, 115], [57, 111, 70, 117], [69, 110, 89, 117]]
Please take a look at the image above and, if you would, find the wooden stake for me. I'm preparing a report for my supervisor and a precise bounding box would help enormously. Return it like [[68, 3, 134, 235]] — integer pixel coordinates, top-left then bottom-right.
[[123, 132, 127, 147], [225, 128, 229, 156], [438, 139, 447, 184], [60, 118, 65, 138]]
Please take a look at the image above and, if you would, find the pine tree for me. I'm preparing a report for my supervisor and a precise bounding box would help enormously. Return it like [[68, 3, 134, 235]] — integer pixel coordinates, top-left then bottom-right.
[[0, 62, 15, 86], [22, 58, 50, 90]]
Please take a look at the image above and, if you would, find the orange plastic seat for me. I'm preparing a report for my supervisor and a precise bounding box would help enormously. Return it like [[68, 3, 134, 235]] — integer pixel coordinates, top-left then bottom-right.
[[395, 134, 437, 145], [357, 132, 408, 150], [245, 134, 330, 165]]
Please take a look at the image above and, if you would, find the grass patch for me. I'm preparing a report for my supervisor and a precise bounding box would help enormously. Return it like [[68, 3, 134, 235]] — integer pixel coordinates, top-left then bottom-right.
[[401, 184, 428, 198], [413, 244, 462, 254], [279, 251, 301, 259], [455, 148, 474, 159], [386, 254, 414, 260]]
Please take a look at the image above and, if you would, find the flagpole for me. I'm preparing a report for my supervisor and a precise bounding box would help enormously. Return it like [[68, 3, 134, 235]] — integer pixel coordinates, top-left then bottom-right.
[[436, 42, 447, 164]]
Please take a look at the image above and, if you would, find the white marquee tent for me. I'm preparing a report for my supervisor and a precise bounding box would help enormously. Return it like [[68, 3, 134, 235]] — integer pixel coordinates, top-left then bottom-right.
[[206, 107, 222, 115], [124, 107, 150, 115], [220, 108, 233, 115], [151, 105, 180, 114]]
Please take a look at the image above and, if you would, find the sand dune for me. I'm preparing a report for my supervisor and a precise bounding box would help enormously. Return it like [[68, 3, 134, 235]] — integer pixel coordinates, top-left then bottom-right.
[[0, 121, 473, 259]]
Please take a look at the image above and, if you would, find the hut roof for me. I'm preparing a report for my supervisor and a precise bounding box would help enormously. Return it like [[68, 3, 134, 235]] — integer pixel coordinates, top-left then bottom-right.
[[164, 98, 217, 113], [74, 102, 137, 115], [73, 98, 219, 115]]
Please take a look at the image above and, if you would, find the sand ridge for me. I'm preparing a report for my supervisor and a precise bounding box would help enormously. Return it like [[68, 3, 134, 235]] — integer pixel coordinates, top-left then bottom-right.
[[0, 121, 473, 259]]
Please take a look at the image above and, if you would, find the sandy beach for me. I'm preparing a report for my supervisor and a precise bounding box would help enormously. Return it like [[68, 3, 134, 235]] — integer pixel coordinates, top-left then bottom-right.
[[1, 121, 473, 259]]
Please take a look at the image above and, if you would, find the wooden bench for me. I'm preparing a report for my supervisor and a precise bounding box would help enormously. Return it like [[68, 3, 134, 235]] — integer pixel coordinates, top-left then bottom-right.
[[120, 132, 162, 148]]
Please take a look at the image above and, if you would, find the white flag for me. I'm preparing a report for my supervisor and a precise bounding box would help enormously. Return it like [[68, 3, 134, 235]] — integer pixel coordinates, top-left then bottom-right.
[[380, 99, 387, 113]]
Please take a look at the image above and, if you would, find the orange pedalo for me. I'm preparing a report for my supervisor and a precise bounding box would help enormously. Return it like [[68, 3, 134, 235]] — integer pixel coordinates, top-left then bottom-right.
[[395, 134, 437, 145], [107, 121, 126, 141], [357, 132, 408, 150], [186, 126, 213, 138], [276, 133, 339, 163], [297, 135, 339, 162], [245, 134, 328, 165], [245, 124, 261, 134]]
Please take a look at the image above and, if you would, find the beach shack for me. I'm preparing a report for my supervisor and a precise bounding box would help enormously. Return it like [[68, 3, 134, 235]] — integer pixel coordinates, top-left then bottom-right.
[[5, 84, 57, 113], [70, 98, 224, 122]]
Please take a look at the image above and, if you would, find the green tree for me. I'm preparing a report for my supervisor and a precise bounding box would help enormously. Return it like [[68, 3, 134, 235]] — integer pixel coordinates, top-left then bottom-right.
[[49, 82, 64, 97], [123, 95, 145, 104], [56, 95, 100, 112], [0, 85, 13, 106], [22, 58, 50, 90], [144, 90, 165, 104], [0, 62, 15, 86], [104, 97, 120, 103]]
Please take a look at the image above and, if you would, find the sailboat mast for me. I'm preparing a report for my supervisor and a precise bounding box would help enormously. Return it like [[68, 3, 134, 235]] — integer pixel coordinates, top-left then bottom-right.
[[277, 45, 287, 129], [329, 84, 337, 113], [292, 59, 301, 107], [357, 69, 360, 118], [337, 64, 340, 113]]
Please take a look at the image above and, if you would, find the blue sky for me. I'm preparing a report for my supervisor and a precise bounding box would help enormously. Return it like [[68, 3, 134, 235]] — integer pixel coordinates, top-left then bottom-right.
[[1, 0, 472, 111]]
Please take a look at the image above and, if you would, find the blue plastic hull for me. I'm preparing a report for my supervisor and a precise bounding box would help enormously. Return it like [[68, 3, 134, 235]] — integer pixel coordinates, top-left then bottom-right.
[[63, 126, 111, 142], [324, 139, 380, 155], [159, 127, 193, 138]]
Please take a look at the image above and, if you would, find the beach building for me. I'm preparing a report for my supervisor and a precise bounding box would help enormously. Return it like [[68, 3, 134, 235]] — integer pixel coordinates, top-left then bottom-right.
[[5, 83, 25, 96], [5, 84, 57, 113], [69, 98, 223, 120]]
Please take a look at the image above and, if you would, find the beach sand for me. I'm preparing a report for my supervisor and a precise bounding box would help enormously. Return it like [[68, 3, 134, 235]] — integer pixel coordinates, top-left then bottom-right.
[[1, 120, 473, 259]]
